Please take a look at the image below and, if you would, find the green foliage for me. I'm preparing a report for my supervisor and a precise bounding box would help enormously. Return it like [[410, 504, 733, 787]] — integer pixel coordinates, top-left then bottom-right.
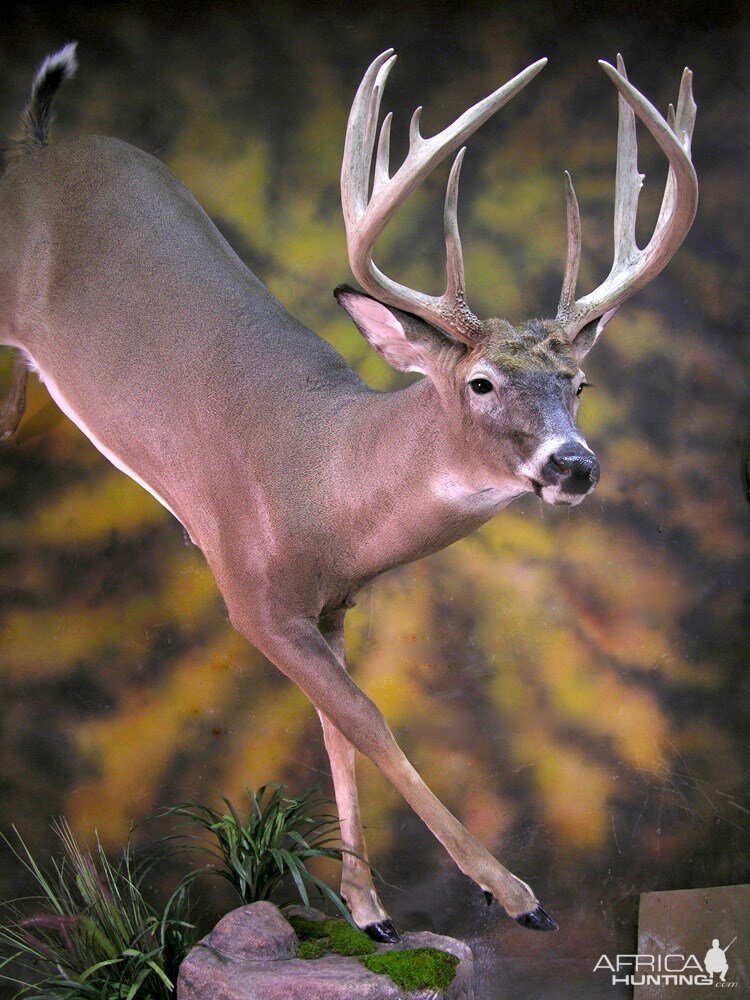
[[0, 820, 195, 999], [288, 915, 375, 957], [361, 948, 459, 993], [296, 938, 326, 960], [165, 784, 356, 923]]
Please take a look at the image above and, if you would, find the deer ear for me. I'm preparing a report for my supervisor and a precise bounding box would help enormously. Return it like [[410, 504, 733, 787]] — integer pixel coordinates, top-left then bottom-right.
[[571, 307, 618, 361], [335, 286, 431, 374]]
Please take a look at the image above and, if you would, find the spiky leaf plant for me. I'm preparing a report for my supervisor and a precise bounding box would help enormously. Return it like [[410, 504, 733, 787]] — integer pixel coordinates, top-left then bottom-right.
[[0, 820, 195, 999], [165, 783, 360, 923]]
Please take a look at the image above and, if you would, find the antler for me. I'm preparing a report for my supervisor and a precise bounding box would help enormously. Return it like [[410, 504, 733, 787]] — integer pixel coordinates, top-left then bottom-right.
[[557, 55, 698, 340], [341, 50, 547, 346]]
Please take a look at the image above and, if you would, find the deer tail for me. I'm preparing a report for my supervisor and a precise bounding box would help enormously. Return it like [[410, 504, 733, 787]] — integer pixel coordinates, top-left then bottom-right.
[[8, 43, 78, 163]]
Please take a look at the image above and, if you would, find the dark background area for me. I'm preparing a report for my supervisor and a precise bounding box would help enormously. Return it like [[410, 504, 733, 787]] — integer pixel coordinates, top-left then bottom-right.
[[0, 1, 748, 997]]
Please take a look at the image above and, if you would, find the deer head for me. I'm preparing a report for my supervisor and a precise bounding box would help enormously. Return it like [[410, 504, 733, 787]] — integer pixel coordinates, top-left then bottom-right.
[[338, 51, 697, 507]]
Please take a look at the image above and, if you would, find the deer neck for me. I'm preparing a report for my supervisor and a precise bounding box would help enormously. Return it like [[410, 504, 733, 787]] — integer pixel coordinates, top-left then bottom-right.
[[330, 377, 524, 582]]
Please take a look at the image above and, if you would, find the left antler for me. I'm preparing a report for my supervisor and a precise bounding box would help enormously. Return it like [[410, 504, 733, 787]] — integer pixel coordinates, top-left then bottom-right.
[[341, 49, 547, 346], [557, 55, 698, 340]]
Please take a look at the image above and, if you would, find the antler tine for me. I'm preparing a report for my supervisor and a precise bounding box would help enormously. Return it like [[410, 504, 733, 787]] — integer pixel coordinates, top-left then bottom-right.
[[373, 111, 393, 195], [655, 67, 697, 235], [444, 147, 468, 309], [612, 54, 643, 270], [557, 59, 698, 340], [558, 170, 581, 316], [342, 52, 548, 345], [341, 49, 396, 228]]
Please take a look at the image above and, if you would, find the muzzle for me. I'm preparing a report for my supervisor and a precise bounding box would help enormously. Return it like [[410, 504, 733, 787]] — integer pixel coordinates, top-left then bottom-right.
[[540, 442, 600, 495]]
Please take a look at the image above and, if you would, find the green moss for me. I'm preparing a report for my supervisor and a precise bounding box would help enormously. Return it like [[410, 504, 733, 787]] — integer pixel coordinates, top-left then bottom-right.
[[288, 915, 376, 957], [288, 915, 330, 940], [325, 919, 376, 956], [296, 938, 327, 960], [361, 948, 459, 993]]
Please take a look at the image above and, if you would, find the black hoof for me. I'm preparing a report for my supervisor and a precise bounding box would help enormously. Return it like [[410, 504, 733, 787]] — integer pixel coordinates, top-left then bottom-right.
[[483, 890, 494, 907], [515, 904, 559, 931], [365, 919, 401, 943]]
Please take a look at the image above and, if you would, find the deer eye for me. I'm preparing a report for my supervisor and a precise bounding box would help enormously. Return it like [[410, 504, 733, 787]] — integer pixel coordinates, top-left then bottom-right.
[[469, 377, 494, 395], [576, 381, 591, 397]]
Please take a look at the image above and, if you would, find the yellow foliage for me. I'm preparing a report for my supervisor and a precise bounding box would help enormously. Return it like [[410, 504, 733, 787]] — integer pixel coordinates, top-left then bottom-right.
[[218, 683, 313, 805], [0, 551, 217, 680], [68, 630, 250, 842], [532, 743, 613, 849], [1, 605, 133, 679], [169, 107, 270, 250], [23, 471, 167, 546]]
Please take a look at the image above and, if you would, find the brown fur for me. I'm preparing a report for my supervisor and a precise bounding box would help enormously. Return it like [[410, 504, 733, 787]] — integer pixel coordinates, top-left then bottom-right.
[[480, 317, 579, 376]]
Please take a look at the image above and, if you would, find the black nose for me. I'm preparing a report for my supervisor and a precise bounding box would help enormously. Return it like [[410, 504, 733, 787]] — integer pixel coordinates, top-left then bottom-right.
[[541, 444, 600, 495]]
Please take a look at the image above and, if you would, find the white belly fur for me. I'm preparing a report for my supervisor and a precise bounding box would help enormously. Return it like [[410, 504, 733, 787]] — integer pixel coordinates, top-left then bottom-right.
[[21, 349, 184, 527]]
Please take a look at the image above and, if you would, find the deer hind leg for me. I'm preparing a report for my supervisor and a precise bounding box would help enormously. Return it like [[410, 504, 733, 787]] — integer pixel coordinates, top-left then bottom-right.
[[317, 610, 398, 941], [318, 713, 400, 939], [0, 350, 28, 440], [241, 609, 557, 932]]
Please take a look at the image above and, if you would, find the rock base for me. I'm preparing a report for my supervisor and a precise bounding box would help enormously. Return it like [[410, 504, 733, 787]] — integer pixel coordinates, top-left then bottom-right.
[[177, 902, 474, 999]]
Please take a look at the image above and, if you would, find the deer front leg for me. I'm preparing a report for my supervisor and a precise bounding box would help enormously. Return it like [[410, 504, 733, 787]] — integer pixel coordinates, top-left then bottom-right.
[[319, 712, 401, 940], [242, 610, 557, 931], [316, 611, 398, 940], [0, 350, 28, 441]]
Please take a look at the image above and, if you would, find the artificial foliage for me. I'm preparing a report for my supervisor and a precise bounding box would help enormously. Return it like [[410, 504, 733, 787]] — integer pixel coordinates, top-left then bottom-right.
[[295, 938, 327, 960], [290, 914, 458, 993], [165, 783, 357, 922], [0, 785, 359, 998], [0, 821, 195, 999], [361, 948, 460, 993], [288, 915, 375, 957]]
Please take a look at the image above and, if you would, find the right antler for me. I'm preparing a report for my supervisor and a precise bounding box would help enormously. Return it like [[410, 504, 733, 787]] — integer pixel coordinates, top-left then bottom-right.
[[341, 50, 547, 346], [557, 55, 698, 340]]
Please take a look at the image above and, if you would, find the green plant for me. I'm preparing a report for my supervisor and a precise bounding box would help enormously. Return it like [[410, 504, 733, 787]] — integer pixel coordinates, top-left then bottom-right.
[[165, 783, 358, 923], [361, 948, 459, 993], [288, 915, 375, 957], [0, 819, 196, 999]]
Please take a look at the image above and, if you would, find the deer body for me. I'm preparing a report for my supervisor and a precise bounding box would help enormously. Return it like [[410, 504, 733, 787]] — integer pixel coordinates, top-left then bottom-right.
[[0, 44, 697, 938], [3, 136, 521, 587]]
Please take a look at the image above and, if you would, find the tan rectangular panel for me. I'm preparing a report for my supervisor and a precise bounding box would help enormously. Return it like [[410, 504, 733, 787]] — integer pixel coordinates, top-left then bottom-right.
[[629, 884, 749, 999]]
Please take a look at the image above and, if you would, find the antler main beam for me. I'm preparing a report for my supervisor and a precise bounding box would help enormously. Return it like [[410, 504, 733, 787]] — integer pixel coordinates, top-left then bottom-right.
[[342, 50, 547, 345], [557, 55, 698, 339]]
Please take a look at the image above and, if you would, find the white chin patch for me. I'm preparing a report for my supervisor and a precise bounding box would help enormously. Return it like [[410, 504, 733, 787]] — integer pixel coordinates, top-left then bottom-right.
[[539, 484, 588, 507]]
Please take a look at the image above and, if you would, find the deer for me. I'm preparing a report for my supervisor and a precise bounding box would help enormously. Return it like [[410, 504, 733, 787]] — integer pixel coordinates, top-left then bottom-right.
[[0, 43, 697, 940]]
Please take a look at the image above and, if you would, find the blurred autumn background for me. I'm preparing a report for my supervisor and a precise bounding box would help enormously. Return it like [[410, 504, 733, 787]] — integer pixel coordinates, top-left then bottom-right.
[[0, 0, 747, 996]]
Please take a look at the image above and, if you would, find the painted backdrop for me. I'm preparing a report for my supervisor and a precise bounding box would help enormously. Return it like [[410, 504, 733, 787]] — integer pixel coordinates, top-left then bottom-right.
[[0, 1, 747, 997]]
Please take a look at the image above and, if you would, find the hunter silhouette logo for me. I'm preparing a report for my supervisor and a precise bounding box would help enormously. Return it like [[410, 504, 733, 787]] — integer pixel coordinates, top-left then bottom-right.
[[594, 936, 739, 988], [704, 937, 736, 983]]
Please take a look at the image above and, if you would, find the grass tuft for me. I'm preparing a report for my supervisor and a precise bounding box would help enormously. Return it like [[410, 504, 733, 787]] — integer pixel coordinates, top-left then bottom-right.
[[164, 783, 361, 924], [0, 819, 196, 999], [361, 947, 460, 992]]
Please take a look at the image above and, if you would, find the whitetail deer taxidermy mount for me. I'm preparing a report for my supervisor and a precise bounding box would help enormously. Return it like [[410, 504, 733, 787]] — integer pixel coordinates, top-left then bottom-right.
[[0, 43, 697, 938]]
